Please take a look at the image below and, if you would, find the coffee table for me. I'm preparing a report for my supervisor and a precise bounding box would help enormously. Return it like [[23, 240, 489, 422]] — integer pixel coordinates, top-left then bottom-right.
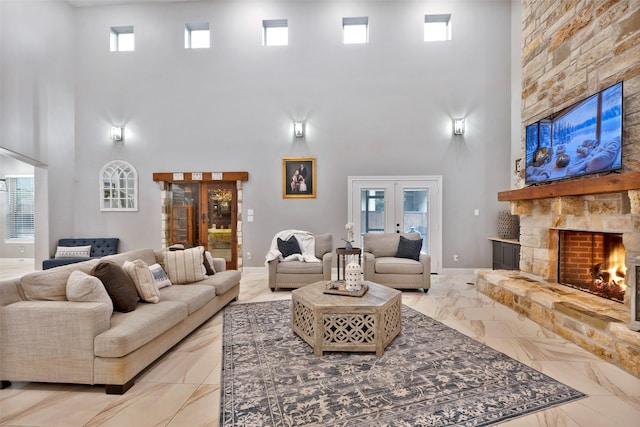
[[291, 281, 402, 357]]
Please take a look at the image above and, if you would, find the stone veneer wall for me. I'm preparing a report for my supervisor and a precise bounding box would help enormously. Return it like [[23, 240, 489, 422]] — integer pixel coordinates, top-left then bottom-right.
[[521, 0, 640, 166], [517, 1, 640, 299]]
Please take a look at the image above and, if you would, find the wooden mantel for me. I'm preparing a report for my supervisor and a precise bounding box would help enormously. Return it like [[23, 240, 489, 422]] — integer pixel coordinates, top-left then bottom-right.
[[152, 171, 249, 182], [498, 171, 640, 202]]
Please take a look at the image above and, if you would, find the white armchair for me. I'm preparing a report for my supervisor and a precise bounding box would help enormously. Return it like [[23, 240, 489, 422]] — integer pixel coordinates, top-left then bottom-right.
[[363, 232, 430, 291], [267, 233, 333, 291]]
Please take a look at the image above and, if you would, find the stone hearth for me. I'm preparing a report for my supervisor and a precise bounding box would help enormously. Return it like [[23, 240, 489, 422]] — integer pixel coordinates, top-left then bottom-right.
[[475, 269, 640, 379]]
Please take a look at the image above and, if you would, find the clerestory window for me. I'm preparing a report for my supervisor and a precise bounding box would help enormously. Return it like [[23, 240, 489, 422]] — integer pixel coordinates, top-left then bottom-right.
[[263, 19, 288, 46], [424, 14, 451, 41], [110, 26, 135, 51]]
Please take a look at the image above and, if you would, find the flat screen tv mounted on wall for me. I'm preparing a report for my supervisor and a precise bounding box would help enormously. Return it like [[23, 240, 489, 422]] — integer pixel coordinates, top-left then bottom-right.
[[525, 81, 623, 185]]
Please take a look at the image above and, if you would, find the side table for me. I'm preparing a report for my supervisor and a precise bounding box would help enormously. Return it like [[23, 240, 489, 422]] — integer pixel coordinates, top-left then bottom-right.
[[336, 247, 361, 281]]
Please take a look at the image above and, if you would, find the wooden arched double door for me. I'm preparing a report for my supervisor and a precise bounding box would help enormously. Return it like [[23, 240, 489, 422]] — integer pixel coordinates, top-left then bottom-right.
[[169, 181, 238, 270]]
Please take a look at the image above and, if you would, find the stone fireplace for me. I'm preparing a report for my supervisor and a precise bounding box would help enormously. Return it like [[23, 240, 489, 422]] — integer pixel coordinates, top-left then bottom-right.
[[511, 188, 640, 322], [476, 178, 640, 379]]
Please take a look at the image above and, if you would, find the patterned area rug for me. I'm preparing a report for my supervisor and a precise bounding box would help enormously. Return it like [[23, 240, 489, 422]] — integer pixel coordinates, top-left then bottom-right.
[[221, 300, 585, 426]]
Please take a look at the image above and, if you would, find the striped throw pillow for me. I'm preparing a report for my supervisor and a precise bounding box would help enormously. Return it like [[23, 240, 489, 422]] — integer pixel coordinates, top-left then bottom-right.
[[163, 246, 207, 284], [123, 259, 160, 303]]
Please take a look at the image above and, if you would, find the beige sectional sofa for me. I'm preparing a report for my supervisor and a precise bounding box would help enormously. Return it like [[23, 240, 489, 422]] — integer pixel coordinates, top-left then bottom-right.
[[0, 248, 240, 394]]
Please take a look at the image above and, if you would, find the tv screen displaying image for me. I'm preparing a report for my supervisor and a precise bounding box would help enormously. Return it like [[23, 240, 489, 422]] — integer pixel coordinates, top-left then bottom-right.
[[525, 81, 623, 185]]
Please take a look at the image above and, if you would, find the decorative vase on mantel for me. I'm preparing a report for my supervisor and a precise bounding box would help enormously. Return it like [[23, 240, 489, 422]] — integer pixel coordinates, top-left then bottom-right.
[[497, 210, 519, 239]]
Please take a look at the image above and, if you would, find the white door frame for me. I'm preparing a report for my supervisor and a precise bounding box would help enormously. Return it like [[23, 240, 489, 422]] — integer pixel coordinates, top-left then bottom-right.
[[347, 175, 443, 274]]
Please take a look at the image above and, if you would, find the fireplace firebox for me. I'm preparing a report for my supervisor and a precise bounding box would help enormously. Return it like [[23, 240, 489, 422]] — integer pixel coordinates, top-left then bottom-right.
[[558, 230, 626, 303]]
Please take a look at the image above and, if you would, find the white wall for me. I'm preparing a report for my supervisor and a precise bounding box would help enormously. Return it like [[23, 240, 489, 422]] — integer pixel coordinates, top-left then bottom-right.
[[0, 0, 75, 265], [3, 0, 514, 269]]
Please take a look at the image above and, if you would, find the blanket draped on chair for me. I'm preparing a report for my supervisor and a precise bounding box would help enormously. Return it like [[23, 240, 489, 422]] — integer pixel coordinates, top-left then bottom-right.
[[265, 230, 320, 264]]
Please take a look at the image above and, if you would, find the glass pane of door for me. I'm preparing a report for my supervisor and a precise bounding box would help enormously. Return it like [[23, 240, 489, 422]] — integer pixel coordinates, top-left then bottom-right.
[[400, 188, 429, 253], [360, 189, 386, 233], [168, 183, 199, 246], [204, 183, 235, 267]]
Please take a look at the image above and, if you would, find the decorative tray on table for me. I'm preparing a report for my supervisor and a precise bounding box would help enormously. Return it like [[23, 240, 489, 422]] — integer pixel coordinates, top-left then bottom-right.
[[323, 281, 369, 297]]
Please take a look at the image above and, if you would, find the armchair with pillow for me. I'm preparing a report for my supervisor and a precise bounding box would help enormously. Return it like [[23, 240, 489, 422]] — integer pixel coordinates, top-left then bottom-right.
[[266, 230, 333, 291], [362, 232, 430, 291]]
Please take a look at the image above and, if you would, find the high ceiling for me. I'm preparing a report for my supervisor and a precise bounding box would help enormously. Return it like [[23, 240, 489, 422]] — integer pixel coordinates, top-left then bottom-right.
[[66, 0, 196, 7]]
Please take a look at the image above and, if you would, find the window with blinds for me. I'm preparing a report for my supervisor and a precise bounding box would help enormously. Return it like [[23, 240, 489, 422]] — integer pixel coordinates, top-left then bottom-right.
[[6, 176, 35, 240]]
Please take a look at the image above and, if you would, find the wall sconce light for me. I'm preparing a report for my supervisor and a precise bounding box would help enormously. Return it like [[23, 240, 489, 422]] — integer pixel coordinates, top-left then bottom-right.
[[453, 118, 465, 135], [0, 179, 7, 192], [294, 121, 304, 138], [110, 125, 123, 141]]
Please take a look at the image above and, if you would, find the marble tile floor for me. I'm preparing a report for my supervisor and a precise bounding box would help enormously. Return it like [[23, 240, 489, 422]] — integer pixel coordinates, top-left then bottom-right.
[[1, 268, 640, 426]]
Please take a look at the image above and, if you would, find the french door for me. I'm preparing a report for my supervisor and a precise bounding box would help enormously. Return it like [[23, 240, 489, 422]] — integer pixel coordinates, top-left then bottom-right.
[[168, 181, 238, 270], [348, 176, 442, 274]]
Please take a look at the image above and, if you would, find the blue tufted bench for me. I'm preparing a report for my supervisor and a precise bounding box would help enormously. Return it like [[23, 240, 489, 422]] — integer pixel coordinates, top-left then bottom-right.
[[42, 238, 120, 270]]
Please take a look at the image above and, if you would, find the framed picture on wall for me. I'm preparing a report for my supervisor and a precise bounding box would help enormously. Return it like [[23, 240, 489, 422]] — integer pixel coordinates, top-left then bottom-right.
[[282, 157, 316, 199]]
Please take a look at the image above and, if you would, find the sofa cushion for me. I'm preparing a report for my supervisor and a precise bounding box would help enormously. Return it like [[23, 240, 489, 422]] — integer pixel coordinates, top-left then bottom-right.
[[199, 270, 241, 295], [396, 235, 422, 261], [159, 284, 216, 315], [94, 300, 188, 358], [102, 248, 157, 267], [149, 263, 172, 289], [92, 261, 139, 313], [374, 257, 424, 274], [55, 245, 92, 258], [277, 236, 301, 257], [123, 259, 160, 304], [163, 246, 207, 284], [66, 271, 114, 316], [276, 260, 323, 275], [21, 259, 100, 301], [364, 233, 421, 258]]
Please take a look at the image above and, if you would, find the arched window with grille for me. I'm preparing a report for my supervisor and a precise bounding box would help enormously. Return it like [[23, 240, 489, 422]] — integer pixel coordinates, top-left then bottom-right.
[[100, 160, 138, 211]]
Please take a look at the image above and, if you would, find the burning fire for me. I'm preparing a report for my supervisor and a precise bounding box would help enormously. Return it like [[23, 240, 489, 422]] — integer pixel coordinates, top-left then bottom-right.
[[590, 243, 626, 302]]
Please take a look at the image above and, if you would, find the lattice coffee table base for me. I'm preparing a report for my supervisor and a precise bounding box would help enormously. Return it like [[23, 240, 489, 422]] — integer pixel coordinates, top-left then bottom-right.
[[291, 281, 402, 357]]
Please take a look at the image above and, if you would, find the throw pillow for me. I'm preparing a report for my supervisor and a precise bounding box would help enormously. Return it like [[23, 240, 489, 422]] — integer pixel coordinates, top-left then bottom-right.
[[55, 245, 92, 258], [396, 235, 422, 261], [149, 263, 172, 289], [91, 261, 139, 312], [163, 246, 207, 284], [66, 271, 113, 316], [123, 259, 160, 303], [277, 236, 302, 258], [166, 245, 214, 275], [204, 251, 216, 275]]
